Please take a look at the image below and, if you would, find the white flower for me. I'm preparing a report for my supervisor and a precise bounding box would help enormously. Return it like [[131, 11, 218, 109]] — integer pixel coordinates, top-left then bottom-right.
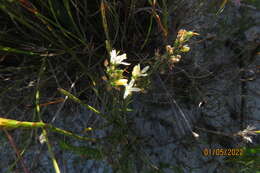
[[110, 49, 130, 66], [132, 64, 149, 78], [123, 79, 141, 99], [236, 125, 257, 143]]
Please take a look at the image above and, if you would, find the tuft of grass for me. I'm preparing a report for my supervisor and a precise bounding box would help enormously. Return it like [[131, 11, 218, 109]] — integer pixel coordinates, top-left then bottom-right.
[[2, 0, 259, 172], [0, 0, 167, 172]]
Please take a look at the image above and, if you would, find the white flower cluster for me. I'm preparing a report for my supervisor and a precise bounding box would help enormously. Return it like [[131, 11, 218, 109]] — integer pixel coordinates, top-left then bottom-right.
[[106, 49, 149, 99], [105, 30, 199, 99]]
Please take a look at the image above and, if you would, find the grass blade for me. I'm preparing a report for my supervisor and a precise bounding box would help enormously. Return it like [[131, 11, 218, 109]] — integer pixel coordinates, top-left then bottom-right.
[[59, 141, 103, 160], [0, 46, 38, 55], [57, 88, 101, 115]]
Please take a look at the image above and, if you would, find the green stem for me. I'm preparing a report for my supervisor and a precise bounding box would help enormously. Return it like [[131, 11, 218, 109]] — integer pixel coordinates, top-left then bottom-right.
[[42, 129, 61, 173], [0, 117, 96, 142], [47, 124, 97, 142]]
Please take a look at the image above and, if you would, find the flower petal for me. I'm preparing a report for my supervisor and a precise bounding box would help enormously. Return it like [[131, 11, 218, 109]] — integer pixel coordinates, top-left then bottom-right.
[[120, 62, 131, 66], [132, 64, 141, 77], [129, 87, 141, 92], [141, 66, 150, 73], [110, 49, 117, 64]]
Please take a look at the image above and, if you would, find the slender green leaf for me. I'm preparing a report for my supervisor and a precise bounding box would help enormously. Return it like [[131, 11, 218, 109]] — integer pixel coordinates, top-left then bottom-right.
[[57, 88, 101, 115], [59, 141, 103, 160], [0, 46, 38, 55]]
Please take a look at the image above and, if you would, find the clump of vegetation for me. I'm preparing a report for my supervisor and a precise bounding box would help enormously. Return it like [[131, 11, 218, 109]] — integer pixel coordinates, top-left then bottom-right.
[[0, 0, 259, 172]]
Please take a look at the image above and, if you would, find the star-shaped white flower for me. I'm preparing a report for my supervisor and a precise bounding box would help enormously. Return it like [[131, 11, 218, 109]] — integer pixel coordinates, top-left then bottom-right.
[[132, 64, 149, 78], [123, 79, 141, 99], [110, 49, 130, 66], [236, 125, 257, 143]]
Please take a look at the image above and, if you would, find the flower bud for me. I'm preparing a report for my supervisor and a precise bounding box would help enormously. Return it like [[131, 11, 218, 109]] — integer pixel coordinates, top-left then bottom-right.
[[166, 45, 174, 55], [170, 55, 181, 63], [114, 79, 128, 86], [180, 45, 190, 52]]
